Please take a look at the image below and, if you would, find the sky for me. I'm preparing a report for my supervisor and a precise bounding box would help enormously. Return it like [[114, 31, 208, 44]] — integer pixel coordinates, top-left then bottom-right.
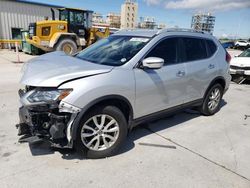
[[26, 0, 250, 39]]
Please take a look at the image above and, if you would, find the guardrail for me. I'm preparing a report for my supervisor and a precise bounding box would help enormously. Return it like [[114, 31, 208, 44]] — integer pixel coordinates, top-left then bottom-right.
[[0, 39, 22, 63], [0, 39, 21, 44]]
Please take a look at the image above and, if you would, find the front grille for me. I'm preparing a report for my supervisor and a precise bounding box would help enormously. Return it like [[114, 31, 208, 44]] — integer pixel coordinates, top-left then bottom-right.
[[230, 65, 250, 70], [25, 86, 36, 92]]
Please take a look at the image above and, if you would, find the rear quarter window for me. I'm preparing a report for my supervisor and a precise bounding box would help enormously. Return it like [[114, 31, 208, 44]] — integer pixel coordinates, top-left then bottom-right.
[[206, 40, 217, 57]]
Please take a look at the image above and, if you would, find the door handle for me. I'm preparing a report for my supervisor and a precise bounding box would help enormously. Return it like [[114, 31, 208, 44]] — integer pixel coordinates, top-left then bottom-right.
[[176, 70, 185, 77], [208, 64, 215, 69]]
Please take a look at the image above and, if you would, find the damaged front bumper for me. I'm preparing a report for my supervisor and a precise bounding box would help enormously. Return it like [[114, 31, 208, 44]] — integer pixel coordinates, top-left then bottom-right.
[[16, 88, 81, 148]]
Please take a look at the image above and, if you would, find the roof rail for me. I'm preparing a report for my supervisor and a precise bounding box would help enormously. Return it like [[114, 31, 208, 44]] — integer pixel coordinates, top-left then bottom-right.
[[157, 28, 205, 35]]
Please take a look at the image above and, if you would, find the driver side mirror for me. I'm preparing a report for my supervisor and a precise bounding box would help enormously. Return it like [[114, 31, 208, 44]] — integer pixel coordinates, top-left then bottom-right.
[[142, 57, 164, 69]]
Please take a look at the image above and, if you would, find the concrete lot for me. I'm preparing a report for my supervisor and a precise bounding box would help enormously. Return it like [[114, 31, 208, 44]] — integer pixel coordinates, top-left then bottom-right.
[[0, 49, 250, 188]]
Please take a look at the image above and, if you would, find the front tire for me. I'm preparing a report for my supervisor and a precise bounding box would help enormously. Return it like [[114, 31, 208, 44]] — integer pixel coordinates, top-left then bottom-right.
[[75, 106, 128, 159], [200, 84, 223, 116]]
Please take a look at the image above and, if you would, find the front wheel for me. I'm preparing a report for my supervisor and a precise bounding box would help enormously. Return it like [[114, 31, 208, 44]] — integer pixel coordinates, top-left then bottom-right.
[[75, 106, 128, 159], [199, 84, 223, 116]]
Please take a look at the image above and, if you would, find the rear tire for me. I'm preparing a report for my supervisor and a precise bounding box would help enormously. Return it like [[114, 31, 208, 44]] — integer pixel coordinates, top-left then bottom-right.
[[55, 38, 77, 55], [75, 106, 128, 159], [199, 84, 223, 116]]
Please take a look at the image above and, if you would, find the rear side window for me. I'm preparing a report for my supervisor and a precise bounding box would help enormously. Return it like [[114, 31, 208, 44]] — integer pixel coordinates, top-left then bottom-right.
[[146, 37, 179, 65], [206, 40, 217, 57], [182, 37, 207, 61]]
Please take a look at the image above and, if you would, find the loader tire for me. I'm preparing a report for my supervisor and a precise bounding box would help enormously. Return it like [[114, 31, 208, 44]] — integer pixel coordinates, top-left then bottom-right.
[[55, 38, 77, 55]]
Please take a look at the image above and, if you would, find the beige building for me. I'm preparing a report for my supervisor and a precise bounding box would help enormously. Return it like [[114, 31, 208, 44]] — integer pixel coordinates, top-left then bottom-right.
[[92, 13, 106, 24], [121, 0, 138, 29], [107, 13, 121, 29], [138, 17, 156, 29], [157, 23, 167, 29]]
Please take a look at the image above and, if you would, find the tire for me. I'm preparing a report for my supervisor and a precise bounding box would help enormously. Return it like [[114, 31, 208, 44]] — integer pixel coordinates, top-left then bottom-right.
[[75, 106, 128, 159], [55, 38, 77, 55], [199, 84, 223, 116]]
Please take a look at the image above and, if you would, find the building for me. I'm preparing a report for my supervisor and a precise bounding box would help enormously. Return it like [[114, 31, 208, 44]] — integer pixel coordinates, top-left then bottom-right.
[[0, 0, 62, 41], [92, 12, 110, 28], [121, 0, 138, 29], [157, 23, 166, 29], [138, 17, 156, 29], [92, 13, 106, 24], [191, 12, 215, 34], [107, 13, 121, 29]]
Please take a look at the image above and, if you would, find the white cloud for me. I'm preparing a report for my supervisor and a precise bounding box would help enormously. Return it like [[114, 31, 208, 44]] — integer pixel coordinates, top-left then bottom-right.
[[143, 0, 162, 6], [144, 0, 250, 11]]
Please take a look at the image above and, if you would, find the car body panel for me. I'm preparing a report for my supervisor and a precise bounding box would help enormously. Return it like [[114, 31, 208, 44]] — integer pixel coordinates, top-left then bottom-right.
[[21, 51, 113, 87], [184, 58, 219, 102], [230, 57, 250, 67], [134, 63, 187, 118], [59, 67, 136, 112], [230, 57, 250, 76]]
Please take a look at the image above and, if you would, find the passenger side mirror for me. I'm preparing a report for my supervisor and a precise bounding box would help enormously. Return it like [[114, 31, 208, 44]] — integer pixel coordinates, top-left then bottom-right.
[[142, 57, 164, 69]]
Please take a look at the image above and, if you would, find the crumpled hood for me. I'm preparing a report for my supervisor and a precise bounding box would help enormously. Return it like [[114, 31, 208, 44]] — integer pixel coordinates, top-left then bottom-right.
[[230, 57, 250, 67], [20, 51, 113, 87]]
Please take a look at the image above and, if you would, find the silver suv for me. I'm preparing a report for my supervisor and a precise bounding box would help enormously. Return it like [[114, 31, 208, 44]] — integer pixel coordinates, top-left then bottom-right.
[[17, 29, 231, 158]]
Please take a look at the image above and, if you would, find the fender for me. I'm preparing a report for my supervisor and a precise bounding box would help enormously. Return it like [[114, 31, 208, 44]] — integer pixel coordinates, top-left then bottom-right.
[[71, 95, 134, 140], [203, 76, 226, 100]]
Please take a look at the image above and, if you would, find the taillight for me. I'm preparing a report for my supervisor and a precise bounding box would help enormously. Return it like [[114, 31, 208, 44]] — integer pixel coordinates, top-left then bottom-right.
[[226, 51, 231, 64]]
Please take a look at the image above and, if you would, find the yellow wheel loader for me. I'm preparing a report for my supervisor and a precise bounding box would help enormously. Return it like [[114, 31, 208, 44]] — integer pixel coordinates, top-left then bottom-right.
[[26, 8, 110, 55]]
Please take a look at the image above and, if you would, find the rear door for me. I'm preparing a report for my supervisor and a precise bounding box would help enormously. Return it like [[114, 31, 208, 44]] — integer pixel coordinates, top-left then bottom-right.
[[181, 37, 218, 102], [134, 37, 188, 118]]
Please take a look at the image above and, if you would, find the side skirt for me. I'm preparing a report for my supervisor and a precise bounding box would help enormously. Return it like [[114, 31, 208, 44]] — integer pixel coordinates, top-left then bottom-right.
[[130, 99, 203, 128]]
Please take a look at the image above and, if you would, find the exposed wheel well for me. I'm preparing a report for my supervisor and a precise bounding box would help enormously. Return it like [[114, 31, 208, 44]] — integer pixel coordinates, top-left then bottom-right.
[[72, 96, 133, 140], [84, 97, 133, 123], [213, 78, 225, 89]]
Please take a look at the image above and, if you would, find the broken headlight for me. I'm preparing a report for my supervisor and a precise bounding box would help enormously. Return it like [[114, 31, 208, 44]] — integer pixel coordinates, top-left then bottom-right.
[[26, 89, 72, 103]]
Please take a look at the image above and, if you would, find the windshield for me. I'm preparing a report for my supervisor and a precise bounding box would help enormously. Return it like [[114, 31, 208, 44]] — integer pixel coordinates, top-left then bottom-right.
[[239, 49, 250, 57], [76, 36, 150, 66]]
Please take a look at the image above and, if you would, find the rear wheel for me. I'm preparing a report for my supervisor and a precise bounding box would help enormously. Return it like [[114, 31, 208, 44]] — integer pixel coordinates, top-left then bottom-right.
[[75, 106, 128, 159], [200, 84, 223, 116], [55, 38, 77, 55]]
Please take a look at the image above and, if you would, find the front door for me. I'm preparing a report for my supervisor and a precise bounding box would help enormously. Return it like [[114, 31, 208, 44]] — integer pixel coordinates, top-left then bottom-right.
[[134, 37, 188, 118]]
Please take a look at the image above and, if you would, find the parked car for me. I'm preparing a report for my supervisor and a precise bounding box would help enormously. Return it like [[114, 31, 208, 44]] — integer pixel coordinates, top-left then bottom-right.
[[230, 48, 250, 78], [221, 41, 234, 49], [235, 40, 250, 50], [17, 28, 231, 158]]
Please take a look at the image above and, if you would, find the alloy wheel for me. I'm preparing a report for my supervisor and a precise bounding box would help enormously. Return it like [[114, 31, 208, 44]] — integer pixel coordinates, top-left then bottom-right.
[[81, 114, 120, 151], [208, 88, 221, 111]]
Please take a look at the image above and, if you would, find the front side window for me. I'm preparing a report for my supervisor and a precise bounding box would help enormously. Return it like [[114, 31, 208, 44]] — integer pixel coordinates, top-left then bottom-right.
[[182, 37, 207, 61], [76, 36, 150, 66], [145, 37, 179, 64]]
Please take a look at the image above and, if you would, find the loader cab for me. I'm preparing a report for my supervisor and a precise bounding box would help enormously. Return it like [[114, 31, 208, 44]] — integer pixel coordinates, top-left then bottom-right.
[[58, 8, 93, 37]]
